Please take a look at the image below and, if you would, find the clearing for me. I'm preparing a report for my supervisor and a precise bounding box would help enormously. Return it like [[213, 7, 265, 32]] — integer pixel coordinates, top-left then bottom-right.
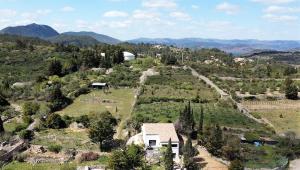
[[243, 100, 300, 137]]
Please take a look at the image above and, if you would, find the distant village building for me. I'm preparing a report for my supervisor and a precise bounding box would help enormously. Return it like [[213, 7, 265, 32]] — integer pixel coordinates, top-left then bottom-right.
[[91, 83, 108, 89], [123, 51, 135, 61], [142, 123, 180, 162]]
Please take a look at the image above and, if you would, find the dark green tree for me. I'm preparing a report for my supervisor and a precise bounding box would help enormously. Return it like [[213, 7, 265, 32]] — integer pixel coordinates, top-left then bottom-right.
[[183, 137, 197, 169], [179, 101, 195, 135], [0, 116, 4, 133], [285, 78, 298, 100], [48, 59, 62, 76], [45, 113, 66, 129], [22, 102, 40, 116], [207, 124, 223, 156], [108, 144, 145, 170], [164, 139, 174, 170], [108, 149, 129, 170], [198, 106, 204, 136], [89, 111, 117, 151], [229, 159, 244, 170]]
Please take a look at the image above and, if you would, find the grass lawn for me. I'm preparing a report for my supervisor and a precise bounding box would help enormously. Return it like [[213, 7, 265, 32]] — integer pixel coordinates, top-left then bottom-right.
[[3, 156, 109, 170], [31, 128, 98, 151], [255, 110, 300, 137], [243, 100, 300, 137], [57, 88, 135, 119]]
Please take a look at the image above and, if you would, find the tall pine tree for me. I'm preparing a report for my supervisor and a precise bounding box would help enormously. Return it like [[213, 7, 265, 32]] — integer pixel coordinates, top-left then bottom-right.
[[164, 139, 174, 170]]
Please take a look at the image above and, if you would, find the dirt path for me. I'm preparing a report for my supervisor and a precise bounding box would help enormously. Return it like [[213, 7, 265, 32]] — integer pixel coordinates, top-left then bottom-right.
[[197, 146, 228, 170], [115, 68, 159, 139], [289, 159, 300, 170], [188, 66, 229, 99]]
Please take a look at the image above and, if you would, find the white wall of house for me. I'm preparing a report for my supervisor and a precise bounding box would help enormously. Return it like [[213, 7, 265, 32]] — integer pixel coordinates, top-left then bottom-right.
[[142, 126, 179, 160]]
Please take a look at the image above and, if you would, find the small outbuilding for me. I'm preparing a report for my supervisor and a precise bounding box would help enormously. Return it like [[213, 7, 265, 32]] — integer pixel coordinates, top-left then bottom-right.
[[123, 51, 135, 61], [91, 83, 108, 89]]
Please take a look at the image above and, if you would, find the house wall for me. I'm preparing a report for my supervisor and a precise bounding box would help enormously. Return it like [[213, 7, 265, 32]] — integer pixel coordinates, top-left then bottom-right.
[[142, 125, 179, 160]]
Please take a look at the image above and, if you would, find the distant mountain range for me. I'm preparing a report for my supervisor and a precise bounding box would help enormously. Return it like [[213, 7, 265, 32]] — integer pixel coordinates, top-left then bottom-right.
[[0, 23, 121, 46], [63, 31, 121, 45], [47, 34, 100, 47], [0, 23, 59, 39], [0, 23, 300, 54], [128, 38, 300, 55]]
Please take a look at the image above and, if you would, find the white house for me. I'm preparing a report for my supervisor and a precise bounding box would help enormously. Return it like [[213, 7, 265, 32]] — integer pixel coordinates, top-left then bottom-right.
[[142, 123, 180, 161], [123, 51, 135, 61]]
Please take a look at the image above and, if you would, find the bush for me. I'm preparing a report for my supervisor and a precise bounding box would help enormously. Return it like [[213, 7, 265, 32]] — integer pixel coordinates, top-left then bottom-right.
[[45, 113, 66, 129], [18, 130, 34, 140], [13, 153, 28, 162], [22, 115, 33, 125], [244, 132, 260, 142], [48, 144, 62, 153], [78, 152, 99, 162], [22, 102, 40, 115], [13, 124, 28, 133]]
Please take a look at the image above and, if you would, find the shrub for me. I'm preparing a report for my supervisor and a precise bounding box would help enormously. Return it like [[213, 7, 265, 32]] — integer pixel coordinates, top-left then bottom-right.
[[13, 153, 28, 162], [78, 152, 99, 162], [22, 115, 33, 125], [45, 113, 66, 129], [13, 124, 28, 133], [244, 132, 260, 142], [18, 130, 34, 140], [48, 144, 62, 153], [22, 102, 40, 116]]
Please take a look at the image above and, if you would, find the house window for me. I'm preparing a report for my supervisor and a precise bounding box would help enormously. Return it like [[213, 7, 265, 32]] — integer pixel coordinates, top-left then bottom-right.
[[149, 140, 156, 146], [171, 144, 177, 147]]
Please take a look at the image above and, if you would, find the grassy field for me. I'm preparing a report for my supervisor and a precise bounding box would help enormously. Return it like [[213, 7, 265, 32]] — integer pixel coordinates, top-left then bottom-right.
[[31, 128, 98, 151], [243, 100, 300, 137], [57, 88, 135, 119], [134, 102, 269, 131], [3, 156, 109, 170]]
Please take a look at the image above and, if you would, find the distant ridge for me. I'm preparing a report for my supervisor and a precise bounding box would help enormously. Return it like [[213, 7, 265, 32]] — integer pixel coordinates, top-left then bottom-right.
[[128, 38, 300, 55], [63, 31, 121, 45], [47, 34, 100, 47], [0, 23, 59, 39]]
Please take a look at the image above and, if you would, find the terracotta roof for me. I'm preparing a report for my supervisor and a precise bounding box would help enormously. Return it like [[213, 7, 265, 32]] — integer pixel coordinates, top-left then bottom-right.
[[142, 123, 179, 143]]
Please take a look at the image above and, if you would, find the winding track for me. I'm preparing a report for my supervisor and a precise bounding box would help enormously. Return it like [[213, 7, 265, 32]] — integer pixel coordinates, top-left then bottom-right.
[[187, 66, 274, 127]]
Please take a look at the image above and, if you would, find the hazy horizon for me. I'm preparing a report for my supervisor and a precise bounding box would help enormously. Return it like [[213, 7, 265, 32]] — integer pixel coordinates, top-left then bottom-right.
[[0, 0, 300, 40]]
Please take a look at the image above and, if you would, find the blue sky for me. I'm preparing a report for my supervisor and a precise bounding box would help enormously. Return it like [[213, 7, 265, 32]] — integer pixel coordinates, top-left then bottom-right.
[[0, 0, 299, 40]]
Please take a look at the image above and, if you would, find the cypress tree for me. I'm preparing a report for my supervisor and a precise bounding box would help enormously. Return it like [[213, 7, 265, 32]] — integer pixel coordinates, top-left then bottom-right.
[[183, 137, 197, 169], [0, 116, 4, 133], [179, 101, 195, 135], [198, 106, 204, 136], [164, 139, 174, 170]]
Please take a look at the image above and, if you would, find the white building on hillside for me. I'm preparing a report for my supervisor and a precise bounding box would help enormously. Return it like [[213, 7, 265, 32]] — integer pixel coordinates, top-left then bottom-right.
[[142, 123, 180, 161], [123, 51, 135, 61]]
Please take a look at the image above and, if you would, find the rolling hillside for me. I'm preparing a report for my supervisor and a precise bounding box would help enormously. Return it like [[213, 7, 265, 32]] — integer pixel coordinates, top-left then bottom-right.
[[0, 23, 59, 39]]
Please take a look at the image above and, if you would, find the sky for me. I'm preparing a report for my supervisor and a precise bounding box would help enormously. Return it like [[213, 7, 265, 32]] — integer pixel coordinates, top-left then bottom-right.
[[0, 0, 299, 40]]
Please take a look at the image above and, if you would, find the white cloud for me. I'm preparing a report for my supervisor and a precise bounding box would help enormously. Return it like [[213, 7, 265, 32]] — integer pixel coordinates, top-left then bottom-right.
[[216, 2, 240, 15], [61, 6, 75, 12], [263, 13, 298, 22], [264, 6, 300, 13], [0, 9, 17, 18], [101, 20, 132, 28], [132, 10, 160, 20], [103, 10, 128, 17], [21, 9, 51, 21], [142, 0, 177, 9], [251, 0, 296, 4], [169, 11, 191, 21]]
